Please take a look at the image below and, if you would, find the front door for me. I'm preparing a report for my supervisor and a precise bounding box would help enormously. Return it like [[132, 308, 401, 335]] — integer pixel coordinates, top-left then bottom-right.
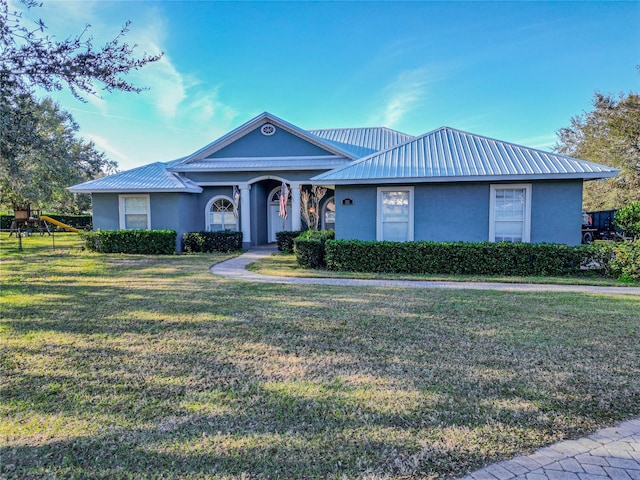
[[268, 205, 292, 242], [267, 186, 292, 242]]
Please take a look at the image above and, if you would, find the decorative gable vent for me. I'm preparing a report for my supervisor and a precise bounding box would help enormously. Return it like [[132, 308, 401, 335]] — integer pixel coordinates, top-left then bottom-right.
[[261, 123, 276, 136]]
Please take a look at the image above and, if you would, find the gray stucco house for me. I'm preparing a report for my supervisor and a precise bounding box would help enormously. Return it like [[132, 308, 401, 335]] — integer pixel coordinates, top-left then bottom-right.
[[69, 112, 618, 250]]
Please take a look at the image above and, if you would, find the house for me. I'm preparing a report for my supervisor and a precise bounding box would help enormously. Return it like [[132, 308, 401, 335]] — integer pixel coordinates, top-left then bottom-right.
[[69, 112, 618, 250]]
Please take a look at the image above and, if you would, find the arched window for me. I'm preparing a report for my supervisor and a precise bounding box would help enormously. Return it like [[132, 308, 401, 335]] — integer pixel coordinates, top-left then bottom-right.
[[207, 196, 238, 232], [323, 197, 335, 230]]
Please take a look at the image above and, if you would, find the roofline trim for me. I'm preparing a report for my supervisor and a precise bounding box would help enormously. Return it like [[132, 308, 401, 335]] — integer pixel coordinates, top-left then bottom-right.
[[310, 171, 620, 185], [178, 112, 358, 163]]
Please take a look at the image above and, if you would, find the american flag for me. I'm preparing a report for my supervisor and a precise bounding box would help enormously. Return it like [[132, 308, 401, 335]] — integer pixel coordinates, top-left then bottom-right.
[[232, 186, 240, 219], [278, 182, 289, 219]]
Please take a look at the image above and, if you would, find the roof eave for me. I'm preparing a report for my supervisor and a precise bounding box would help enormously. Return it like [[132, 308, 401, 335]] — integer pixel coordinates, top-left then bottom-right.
[[67, 186, 203, 194], [313, 171, 619, 185]]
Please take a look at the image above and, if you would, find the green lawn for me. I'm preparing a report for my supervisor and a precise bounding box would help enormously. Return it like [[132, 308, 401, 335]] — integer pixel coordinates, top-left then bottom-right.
[[1, 234, 639, 479]]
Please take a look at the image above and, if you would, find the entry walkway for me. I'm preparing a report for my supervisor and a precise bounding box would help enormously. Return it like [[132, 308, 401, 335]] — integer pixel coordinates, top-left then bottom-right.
[[210, 246, 640, 295]]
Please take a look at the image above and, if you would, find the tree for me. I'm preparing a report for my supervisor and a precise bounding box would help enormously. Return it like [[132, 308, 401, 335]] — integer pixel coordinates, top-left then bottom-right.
[[555, 87, 640, 211], [301, 186, 327, 230], [614, 201, 640, 239], [0, 0, 162, 210], [0, 96, 117, 213]]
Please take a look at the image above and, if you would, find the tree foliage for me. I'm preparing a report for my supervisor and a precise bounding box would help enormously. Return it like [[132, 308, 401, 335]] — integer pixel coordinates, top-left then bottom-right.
[[614, 201, 640, 239], [0, 96, 117, 212], [0, 0, 162, 211], [556, 87, 640, 211]]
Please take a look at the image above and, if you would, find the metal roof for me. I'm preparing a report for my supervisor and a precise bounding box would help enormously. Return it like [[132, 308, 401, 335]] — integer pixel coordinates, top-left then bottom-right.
[[309, 127, 414, 158], [68, 162, 203, 193], [312, 127, 619, 184], [170, 156, 351, 172]]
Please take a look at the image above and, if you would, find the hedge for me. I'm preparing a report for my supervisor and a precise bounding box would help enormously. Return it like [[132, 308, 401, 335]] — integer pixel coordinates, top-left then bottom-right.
[[182, 231, 243, 253], [610, 240, 640, 282], [276, 230, 303, 253], [294, 230, 335, 269], [324, 240, 602, 277], [1, 214, 92, 230], [81, 230, 176, 254]]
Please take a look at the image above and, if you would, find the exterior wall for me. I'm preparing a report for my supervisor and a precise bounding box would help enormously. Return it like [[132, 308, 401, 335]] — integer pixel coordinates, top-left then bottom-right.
[[335, 180, 584, 245], [211, 127, 332, 158], [91, 193, 120, 231], [334, 186, 378, 240], [531, 180, 583, 245]]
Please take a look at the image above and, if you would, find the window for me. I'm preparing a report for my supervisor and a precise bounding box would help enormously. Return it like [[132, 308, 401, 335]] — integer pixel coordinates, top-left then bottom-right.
[[119, 195, 150, 229], [323, 197, 335, 230], [489, 184, 531, 242], [377, 187, 414, 241], [207, 196, 238, 232]]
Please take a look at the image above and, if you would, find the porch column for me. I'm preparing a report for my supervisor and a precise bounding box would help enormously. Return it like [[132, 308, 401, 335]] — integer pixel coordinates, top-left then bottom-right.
[[290, 182, 301, 231], [240, 184, 251, 248]]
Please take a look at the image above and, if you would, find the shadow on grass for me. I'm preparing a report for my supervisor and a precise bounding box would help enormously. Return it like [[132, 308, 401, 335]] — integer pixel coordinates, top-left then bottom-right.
[[2, 253, 640, 479]]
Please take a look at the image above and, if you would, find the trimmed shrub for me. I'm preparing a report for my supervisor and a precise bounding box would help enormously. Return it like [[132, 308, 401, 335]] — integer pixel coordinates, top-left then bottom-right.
[[294, 230, 335, 269], [325, 240, 603, 277], [276, 230, 303, 253], [182, 231, 243, 253], [610, 240, 640, 282], [81, 230, 176, 254]]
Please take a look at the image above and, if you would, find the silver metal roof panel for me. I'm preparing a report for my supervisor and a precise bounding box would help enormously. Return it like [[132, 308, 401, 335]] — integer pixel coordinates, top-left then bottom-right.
[[309, 127, 414, 158], [312, 127, 619, 184], [170, 156, 351, 172], [68, 162, 203, 193]]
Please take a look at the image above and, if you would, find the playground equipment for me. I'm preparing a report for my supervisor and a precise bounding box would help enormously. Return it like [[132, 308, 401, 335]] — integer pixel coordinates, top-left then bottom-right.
[[9, 206, 80, 236], [39, 216, 80, 233]]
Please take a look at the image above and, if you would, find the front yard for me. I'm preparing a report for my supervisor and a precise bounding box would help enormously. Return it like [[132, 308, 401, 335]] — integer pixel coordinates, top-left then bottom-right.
[[1, 234, 639, 479]]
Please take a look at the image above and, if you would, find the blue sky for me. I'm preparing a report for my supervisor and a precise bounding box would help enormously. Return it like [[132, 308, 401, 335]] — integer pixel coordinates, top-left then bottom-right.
[[23, 0, 640, 171]]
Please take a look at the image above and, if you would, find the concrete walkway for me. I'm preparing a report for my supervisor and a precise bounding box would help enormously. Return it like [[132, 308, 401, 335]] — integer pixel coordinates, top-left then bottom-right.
[[210, 246, 640, 295], [212, 247, 640, 479]]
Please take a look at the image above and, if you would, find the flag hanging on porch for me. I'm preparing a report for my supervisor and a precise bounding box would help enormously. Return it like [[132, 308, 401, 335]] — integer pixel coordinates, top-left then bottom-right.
[[232, 185, 240, 219], [279, 182, 289, 219]]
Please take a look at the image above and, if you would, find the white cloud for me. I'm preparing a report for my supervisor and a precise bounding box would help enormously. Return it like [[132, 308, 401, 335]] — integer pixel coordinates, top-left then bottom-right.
[[369, 68, 433, 127], [85, 133, 127, 161]]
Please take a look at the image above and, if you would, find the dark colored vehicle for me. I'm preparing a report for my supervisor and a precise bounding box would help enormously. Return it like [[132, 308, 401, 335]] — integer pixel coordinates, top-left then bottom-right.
[[581, 209, 619, 243]]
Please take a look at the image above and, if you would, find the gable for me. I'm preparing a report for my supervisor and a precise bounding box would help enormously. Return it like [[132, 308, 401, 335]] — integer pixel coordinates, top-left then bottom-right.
[[209, 124, 336, 158]]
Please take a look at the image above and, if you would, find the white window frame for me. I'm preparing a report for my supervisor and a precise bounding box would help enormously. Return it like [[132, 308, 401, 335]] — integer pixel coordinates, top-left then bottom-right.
[[118, 194, 151, 230], [376, 186, 414, 242], [205, 195, 238, 232], [489, 184, 532, 243]]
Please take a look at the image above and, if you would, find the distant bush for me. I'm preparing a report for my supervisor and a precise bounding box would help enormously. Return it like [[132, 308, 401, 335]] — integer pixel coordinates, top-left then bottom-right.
[[276, 230, 303, 253], [325, 240, 604, 277], [82, 230, 176, 254], [294, 230, 335, 269], [182, 231, 243, 253]]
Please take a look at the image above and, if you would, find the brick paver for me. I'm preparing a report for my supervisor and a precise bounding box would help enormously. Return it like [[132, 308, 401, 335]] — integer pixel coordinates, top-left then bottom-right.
[[459, 419, 640, 480]]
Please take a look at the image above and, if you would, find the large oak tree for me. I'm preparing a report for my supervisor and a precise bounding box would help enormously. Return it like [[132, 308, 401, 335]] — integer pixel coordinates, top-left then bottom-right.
[[556, 85, 640, 211], [0, 0, 162, 211]]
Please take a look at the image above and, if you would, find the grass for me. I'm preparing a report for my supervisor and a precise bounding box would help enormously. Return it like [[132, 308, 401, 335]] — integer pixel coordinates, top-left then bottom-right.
[[247, 251, 638, 286], [1, 233, 639, 479]]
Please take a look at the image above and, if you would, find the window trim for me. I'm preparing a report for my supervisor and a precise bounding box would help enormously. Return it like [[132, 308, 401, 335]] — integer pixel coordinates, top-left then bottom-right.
[[118, 194, 150, 230], [205, 195, 238, 232], [376, 186, 414, 241], [489, 183, 532, 242]]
